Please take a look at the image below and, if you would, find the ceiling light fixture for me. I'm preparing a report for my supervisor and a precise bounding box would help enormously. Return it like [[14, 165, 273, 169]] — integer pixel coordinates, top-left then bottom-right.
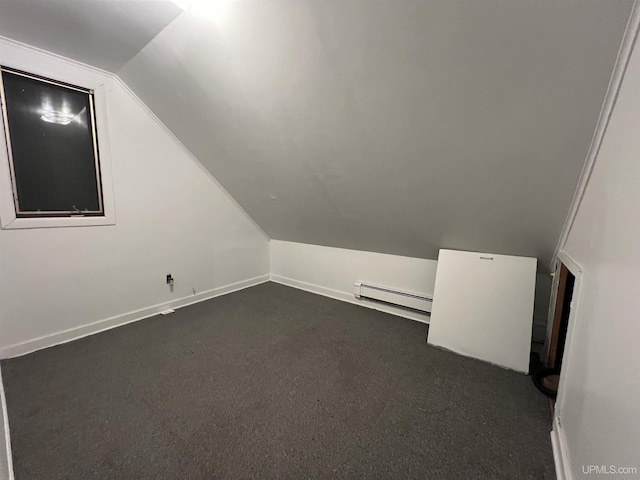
[[173, 0, 234, 23]]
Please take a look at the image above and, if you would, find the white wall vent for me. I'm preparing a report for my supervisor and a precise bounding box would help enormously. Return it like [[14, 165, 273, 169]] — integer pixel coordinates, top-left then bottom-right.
[[354, 281, 433, 313]]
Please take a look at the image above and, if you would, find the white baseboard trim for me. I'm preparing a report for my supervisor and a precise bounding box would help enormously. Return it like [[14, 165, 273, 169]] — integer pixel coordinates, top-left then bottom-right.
[[551, 416, 572, 480], [0, 368, 14, 480], [0, 274, 270, 359], [270, 274, 430, 324]]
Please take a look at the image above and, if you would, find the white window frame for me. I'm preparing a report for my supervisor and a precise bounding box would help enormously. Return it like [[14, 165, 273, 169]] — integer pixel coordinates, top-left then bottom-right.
[[0, 63, 115, 229]]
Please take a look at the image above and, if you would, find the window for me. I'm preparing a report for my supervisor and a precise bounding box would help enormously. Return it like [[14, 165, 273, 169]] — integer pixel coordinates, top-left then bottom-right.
[[0, 66, 103, 218]]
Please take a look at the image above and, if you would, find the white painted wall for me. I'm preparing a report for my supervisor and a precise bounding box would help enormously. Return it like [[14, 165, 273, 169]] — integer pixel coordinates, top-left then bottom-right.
[[270, 240, 437, 322], [554, 29, 640, 479], [0, 39, 269, 358], [270, 240, 553, 333]]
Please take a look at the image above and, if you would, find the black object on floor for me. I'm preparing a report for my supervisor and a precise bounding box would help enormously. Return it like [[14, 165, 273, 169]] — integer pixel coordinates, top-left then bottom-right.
[[532, 368, 559, 399], [2, 282, 555, 479]]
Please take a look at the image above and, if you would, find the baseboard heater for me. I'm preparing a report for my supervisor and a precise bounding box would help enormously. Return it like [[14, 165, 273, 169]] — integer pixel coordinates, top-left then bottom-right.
[[354, 281, 433, 314]]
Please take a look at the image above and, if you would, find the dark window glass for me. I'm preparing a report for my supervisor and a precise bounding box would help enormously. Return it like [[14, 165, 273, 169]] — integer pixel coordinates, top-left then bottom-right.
[[0, 67, 103, 217]]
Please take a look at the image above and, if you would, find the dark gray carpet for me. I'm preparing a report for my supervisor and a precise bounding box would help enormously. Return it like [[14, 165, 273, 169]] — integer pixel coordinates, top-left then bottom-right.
[[2, 282, 555, 479]]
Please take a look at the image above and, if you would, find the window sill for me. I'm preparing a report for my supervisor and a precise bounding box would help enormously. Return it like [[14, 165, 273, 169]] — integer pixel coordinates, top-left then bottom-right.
[[1, 214, 116, 230]]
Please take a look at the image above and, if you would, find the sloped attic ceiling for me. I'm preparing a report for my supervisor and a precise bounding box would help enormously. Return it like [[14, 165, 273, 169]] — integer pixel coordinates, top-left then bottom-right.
[[0, 1, 182, 72], [118, 0, 633, 266], [1, 1, 633, 267]]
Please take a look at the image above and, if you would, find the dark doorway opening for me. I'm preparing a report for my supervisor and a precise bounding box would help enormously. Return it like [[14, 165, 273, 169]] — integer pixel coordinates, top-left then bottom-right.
[[533, 263, 575, 403]]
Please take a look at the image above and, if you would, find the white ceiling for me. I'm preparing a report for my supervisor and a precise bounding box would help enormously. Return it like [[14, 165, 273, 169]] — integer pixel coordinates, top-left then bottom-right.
[[0, 1, 182, 72], [1, 0, 634, 267], [118, 0, 633, 266]]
